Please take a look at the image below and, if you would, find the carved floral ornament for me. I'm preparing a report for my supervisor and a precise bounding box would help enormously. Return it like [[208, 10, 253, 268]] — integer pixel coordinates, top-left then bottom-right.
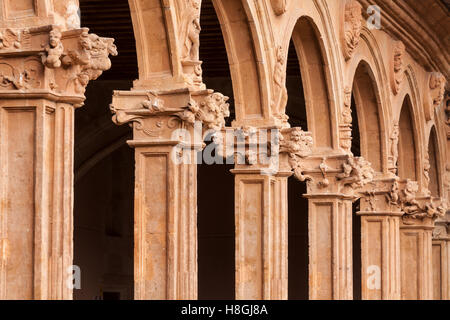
[[385, 179, 447, 220], [342, 0, 363, 61], [0, 25, 117, 100]]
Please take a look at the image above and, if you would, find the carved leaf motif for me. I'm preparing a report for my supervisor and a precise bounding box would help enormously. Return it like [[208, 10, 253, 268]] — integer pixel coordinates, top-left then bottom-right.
[[342, 1, 362, 60]]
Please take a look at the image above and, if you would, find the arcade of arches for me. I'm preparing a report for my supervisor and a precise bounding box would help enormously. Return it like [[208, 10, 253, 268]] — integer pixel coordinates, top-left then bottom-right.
[[0, 0, 449, 300]]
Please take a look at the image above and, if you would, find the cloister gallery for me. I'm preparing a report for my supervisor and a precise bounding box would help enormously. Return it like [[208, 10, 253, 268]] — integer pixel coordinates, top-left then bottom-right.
[[0, 0, 449, 300]]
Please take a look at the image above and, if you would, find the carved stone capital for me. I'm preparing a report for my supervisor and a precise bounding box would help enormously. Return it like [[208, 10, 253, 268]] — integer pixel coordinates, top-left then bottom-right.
[[0, 25, 117, 106], [336, 156, 375, 191], [395, 179, 447, 221], [342, 0, 363, 61], [279, 127, 313, 181], [110, 88, 230, 143]]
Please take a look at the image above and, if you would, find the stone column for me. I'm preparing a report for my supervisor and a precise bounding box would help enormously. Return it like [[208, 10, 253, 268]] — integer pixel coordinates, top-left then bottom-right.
[[232, 170, 290, 300], [303, 155, 374, 300], [306, 193, 354, 300], [111, 89, 229, 300], [357, 179, 402, 300], [230, 127, 315, 300], [400, 216, 434, 300], [432, 221, 449, 300], [0, 22, 116, 298], [396, 180, 445, 300]]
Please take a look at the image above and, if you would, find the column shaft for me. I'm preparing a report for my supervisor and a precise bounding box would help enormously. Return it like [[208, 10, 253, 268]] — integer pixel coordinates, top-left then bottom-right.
[[400, 220, 434, 299], [234, 173, 288, 300], [0, 100, 74, 300], [133, 144, 197, 300], [359, 213, 401, 299], [307, 195, 353, 300]]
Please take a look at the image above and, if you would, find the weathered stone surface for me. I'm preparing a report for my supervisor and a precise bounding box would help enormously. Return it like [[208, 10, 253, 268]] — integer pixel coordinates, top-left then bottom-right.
[[0, 0, 448, 301]]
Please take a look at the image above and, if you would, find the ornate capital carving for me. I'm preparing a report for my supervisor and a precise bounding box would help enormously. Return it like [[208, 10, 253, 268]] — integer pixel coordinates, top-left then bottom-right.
[[396, 179, 446, 220], [280, 127, 313, 181], [342, 0, 363, 61], [271, 0, 288, 16], [336, 156, 375, 190], [178, 92, 230, 131], [391, 41, 406, 95], [110, 89, 230, 139], [0, 25, 117, 105]]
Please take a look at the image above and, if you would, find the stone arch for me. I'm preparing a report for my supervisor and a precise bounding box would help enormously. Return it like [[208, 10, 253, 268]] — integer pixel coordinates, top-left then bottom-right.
[[350, 60, 385, 173], [128, 0, 178, 88], [284, 16, 335, 150], [347, 27, 392, 173], [397, 94, 420, 181], [211, 0, 268, 125], [395, 66, 426, 187]]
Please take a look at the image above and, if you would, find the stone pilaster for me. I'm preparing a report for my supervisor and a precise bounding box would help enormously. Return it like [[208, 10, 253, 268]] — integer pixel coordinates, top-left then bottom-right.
[[111, 88, 229, 300], [432, 221, 449, 300], [357, 178, 402, 300], [303, 154, 375, 300], [230, 127, 296, 300], [0, 22, 116, 299], [396, 179, 446, 300]]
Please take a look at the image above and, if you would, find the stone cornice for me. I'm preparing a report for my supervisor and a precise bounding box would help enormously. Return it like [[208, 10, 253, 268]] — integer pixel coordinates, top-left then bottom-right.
[[359, 0, 450, 81]]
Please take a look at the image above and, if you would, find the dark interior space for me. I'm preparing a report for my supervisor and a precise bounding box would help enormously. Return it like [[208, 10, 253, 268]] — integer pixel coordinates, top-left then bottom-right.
[[352, 199, 362, 300], [351, 93, 362, 300], [288, 178, 309, 299], [286, 40, 307, 130], [73, 0, 138, 300], [285, 39, 309, 300], [197, 142, 235, 299], [197, 1, 236, 300]]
